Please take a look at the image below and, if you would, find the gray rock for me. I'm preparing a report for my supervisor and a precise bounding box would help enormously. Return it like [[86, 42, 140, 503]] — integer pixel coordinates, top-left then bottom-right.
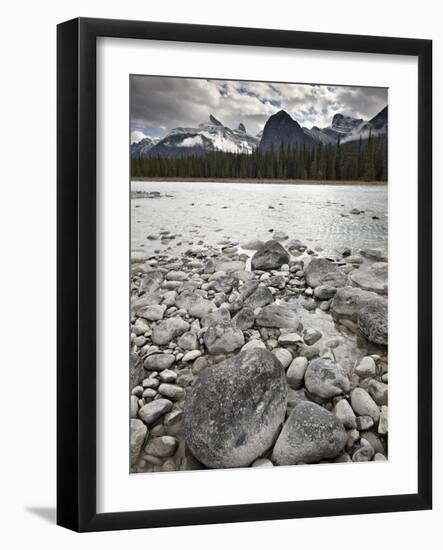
[[242, 239, 265, 250], [159, 369, 177, 383], [139, 270, 164, 293], [333, 399, 357, 429], [352, 445, 375, 462], [158, 383, 184, 400], [183, 349, 287, 468], [132, 292, 162, 312], [144, 353, 175, 371], [272, 402, 347, 465], [204, 320, 245, 354], [350, 262, 388, 294], [131, 251, 150, 264], [374, 452, 387, 461], [241, 339, 267, 352], [304, 258, 347, 288], [144, 435, 178, 457], [271, 347, 293, 368], [151, 318, 190, 346], [350, 388, 380, 422], [357, 301, 388, 346], [130, 395, 139, 418], [189, 298, 217, 319], [303, 328, 322, 346], [133, 318, 150, 336], [360, 248, 388, 262], [177, 331, 198, 351], [356, 415, 374, 430], [256, 304, 299, 329], [330, 286, 385, 322], [182, 349, 202, 363], [378, 405, 388, 434], [251, 240, 290, 271], [278, 333, 304, 347], [251, 458, 274, 467], [304, 358, 350, 399], [286, 357, 308, 389], [355, 356, 376, 378], [130, 351, 144, 389], [233, 307, 255, 330], [368, 379, 388, 405], [314, 285, 337, 300], [216, 260, 246, 273], [130, 419, 147, 466], [138, 399, 173, 425], [242, 285, 274, 309], [166, 270, 187, 281], [138, 304, 165, 321]]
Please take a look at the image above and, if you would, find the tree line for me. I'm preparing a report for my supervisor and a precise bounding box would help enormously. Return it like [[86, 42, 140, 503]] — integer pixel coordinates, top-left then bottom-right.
[[131, 134, 387, 182]]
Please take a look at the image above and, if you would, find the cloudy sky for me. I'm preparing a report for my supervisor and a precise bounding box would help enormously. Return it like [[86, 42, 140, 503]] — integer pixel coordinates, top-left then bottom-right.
[[130, 76, 387, 142]]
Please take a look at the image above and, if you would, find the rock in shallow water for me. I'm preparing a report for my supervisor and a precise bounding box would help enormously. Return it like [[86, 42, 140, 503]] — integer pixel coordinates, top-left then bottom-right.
[[357, 301, 388, 346], [251, 240, 290, 271], [304, 258, 348, 288], [256, 304, 299, 329], [350, 262, 388, 294], [183, 349, 287, 468], [272, 402, 347, 465]]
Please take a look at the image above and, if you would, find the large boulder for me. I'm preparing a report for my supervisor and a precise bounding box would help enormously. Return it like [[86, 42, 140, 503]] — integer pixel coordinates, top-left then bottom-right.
[[349, 262, 388, 294], [203, 320, 245, 354], [272, 402, 347, 465], [251, 240, 290, 271], [304, 358, 350, 399], [183, 349, 287, 468], [357, 301, 388, 345], [256, 304, 299, 329], [304, 258, 348, 288]]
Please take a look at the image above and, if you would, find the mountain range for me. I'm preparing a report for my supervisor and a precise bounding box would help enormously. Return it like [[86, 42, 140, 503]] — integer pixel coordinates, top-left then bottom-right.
[[131, 106, 387, 160]]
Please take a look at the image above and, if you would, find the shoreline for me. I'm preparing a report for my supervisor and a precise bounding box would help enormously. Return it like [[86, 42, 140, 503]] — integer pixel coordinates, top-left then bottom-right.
[[131, 177, 388, 186]]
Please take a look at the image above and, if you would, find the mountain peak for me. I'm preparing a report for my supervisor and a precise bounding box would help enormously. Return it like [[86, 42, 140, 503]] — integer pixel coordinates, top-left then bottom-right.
[[238, 123, 246, 133], [331, 113, 363, 133], [209, 114, 223, 126]]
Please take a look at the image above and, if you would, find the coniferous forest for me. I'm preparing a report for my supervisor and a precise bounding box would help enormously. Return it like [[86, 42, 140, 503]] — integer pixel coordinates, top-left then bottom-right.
[[131, 135, 387, 182]]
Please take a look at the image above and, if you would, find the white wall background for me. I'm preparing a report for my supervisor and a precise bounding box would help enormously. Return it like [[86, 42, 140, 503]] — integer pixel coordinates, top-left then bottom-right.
[[0, 0, 440, 547]]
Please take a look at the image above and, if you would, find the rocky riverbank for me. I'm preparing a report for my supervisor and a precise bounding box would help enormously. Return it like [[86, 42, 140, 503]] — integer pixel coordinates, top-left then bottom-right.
[[130, 236, 388, 473]]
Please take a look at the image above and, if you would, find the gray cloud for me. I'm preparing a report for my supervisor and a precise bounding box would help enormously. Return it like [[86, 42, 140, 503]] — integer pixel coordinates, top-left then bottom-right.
[[130, 76, 387, 139]]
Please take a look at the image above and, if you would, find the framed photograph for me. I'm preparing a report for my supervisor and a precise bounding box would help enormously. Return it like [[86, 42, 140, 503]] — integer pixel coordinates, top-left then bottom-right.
[[57, 17, 432, 532]]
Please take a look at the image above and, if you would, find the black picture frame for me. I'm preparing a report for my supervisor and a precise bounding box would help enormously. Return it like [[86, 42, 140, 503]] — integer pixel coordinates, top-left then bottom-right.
[[57, 17, 432, 532]]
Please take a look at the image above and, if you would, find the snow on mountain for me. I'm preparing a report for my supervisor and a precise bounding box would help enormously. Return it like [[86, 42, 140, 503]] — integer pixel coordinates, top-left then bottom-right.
[[130, 136, 160, 159], [137, 115, 259, 159]]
